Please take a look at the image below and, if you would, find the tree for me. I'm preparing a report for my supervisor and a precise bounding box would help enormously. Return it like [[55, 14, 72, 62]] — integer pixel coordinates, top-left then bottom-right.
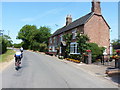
[[17, 25, 51, 51], [76, 33, 89, 55], [17, 25, 37, 49], [3, 35, 13, 47], [17, 25, 37, 41], [31, 26, 51, 44], [112, 39, 120, 49], [13, 42, 23, 48], [0, 36, 7, 54], [63, 33, 72, 57], [76, 33, 89, 61]]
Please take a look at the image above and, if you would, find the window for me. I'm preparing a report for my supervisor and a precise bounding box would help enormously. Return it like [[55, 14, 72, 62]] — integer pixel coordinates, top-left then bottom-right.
[[72, 29, 77, 39], [53, 37, 56, 44], [70, 42, 79, 54], [53, 46, 55, 52], [50, 38, 52, 43], [60, 34, 63, 41]]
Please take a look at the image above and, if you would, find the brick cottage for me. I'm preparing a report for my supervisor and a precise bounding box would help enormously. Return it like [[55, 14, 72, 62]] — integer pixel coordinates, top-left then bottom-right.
[[48, 0, 110, 57]]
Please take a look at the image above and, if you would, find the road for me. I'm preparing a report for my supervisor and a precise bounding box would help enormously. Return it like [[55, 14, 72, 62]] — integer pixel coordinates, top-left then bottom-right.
[[2, 50, 118, 88]]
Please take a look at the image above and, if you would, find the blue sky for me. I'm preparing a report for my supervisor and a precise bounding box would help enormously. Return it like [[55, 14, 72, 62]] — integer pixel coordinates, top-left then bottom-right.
[[1, 2, 118, 44]]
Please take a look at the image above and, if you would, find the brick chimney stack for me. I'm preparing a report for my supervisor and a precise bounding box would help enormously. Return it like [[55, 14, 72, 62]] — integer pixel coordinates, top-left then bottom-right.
[[91, 0, 101, 15], [66, 15, 72, 26]]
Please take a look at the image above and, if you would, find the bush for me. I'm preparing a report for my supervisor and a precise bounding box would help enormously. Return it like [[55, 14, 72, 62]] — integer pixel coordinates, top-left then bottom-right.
[[30, 41, 40, 51], [69, 54, 81, 60], [58, 56, 64, 59], [39, 43, 47, 52], [0, 37, 7, 54], [87, 43, 105, 62], [13, 43, 22, 48]]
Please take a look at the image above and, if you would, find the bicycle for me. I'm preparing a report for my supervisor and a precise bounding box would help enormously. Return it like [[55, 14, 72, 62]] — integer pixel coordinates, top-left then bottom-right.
[[15, 58, 21, 71]]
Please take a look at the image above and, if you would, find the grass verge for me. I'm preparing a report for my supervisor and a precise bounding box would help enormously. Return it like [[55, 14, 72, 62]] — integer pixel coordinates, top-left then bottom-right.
[[0, 49, 15, 63]]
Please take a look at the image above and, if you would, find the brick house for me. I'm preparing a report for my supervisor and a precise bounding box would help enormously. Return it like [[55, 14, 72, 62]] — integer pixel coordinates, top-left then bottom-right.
[[48, 0, 110, 56]]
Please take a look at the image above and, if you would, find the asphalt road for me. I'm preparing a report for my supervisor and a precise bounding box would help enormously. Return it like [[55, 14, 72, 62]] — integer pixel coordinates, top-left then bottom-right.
[[2, 50, 118, 88]]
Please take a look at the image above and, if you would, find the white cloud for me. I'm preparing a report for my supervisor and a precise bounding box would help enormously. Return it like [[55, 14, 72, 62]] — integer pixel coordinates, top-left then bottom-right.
[[20, 8, 64, 23], [20, 18, 35, 22]]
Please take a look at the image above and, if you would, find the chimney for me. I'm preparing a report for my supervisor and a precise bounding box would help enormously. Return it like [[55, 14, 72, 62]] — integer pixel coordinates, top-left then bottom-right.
[[91, 0, 101, 15], [66, 15, 72, 26]]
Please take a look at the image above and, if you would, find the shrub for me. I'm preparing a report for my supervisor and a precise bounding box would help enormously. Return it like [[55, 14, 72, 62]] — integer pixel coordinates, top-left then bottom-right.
[[13, 43, 22, 48], [58, 56, 64, 59], [87, 43, 105, 62], [69, 54, 81, 60], [0, 37, 7, 54], [39, 43, 47, 52]]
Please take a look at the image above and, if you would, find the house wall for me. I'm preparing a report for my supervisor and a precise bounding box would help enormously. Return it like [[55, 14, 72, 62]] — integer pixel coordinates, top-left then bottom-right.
[[84, 14, 110, 54], [48, 26, 84, 54]]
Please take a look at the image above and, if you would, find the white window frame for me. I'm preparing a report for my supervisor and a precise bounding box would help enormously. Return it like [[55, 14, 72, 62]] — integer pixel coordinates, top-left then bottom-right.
[[70, 42, 80, 54], [53, 37, 56, 44], [59, 47, 62, 53], [60, 34, 63, 41], [72, 29, 77, 39], [50, 38, 52, 44]]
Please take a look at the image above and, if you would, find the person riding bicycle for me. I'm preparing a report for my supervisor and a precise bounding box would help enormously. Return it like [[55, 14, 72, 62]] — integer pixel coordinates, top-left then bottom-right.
[[20, 47, 23, 52], [14, 51, 22, 64]]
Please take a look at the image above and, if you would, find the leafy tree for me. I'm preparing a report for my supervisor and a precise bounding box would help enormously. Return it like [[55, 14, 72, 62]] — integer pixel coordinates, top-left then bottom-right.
[[17, 25, 37, 49], [0, 36, 7, 54], [3, 35, 13, 47], [112, 39, 120, 50], [63, 33, 72, 57], [17, 25, 51, 51], [76, 33, 89, 61], [13, 43, 23, 48], [17, 25, 37, 41], [76, 33, 89, 55], [28, 26, 51, 44], [0, 35, 13, 54], [112, 39, 120, 45], [30, 41, 40, 51]]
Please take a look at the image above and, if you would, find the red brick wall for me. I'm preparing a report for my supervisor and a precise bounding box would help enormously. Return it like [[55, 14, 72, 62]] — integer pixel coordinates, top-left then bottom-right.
[[84, 14, 110, 54]]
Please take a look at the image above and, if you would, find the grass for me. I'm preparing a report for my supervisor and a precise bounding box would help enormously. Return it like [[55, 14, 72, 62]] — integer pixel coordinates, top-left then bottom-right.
[[0, 49, 15, 63]]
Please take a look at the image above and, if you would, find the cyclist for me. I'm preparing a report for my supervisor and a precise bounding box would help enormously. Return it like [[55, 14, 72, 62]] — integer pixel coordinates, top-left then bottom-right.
[[20, 47, 23, 52], [14, 51, 22, 66]]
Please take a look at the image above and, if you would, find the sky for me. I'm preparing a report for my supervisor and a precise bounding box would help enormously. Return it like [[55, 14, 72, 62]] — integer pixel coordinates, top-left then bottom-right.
[[1, 1, 118, 44]]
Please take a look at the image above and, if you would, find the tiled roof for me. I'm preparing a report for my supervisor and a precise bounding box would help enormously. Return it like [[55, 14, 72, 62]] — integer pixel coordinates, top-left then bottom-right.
[[51, 12, 94, 37]]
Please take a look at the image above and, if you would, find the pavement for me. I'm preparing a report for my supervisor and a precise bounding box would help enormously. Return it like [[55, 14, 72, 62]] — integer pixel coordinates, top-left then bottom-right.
[[48, 54, 120, 87], [1, 50, 119, 88]]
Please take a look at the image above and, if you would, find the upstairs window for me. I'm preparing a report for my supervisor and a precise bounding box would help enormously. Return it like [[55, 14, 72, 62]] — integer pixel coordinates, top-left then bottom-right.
[[50, 38, 52, 44], [72, 29, 77, 39], [53, 37, 57, 44], [60, 34, 63, 42]]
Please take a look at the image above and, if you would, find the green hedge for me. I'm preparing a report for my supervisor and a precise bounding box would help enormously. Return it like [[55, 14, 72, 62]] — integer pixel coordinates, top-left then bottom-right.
[[0, 38, 7, 54]]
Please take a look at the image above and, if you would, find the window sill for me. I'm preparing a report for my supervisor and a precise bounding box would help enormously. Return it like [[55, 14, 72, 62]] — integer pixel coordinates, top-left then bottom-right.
[[70, 53, 80, 55]]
